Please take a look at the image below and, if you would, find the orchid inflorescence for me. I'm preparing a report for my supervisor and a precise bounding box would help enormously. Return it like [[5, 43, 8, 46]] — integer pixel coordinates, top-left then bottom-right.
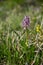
[[22, 16, 30, 29]]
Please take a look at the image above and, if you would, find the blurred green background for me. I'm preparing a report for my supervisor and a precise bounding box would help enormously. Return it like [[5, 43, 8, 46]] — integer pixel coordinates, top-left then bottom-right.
[[0, 0, 43, 65]]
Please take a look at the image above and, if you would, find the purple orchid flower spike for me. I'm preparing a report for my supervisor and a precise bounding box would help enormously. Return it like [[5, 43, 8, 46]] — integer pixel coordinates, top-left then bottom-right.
[[22, 16, 30, 29]]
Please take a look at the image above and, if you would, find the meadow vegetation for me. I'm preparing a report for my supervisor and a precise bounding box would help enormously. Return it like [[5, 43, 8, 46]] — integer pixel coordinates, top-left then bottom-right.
[[0, 1, 43, 65]]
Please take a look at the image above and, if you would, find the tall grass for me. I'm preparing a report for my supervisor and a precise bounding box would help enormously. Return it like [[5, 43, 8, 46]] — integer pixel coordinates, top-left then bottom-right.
[[0, 4, 43, 65]]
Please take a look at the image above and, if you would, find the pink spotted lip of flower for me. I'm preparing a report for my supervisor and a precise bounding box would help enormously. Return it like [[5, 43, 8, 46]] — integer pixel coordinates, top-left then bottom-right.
[[22, 16, 30, 29]]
